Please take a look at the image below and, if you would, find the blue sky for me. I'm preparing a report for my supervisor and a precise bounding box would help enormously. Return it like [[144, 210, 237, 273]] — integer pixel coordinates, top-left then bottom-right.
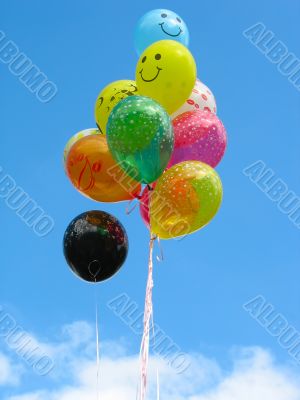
[[1, 0, 300, 399]]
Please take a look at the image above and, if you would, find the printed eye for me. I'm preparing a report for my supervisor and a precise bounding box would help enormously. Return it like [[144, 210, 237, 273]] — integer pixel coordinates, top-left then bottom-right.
[[142, 56, 147, 63], [155, 54, 161, 60], [129, 84, 138, 92], [176, 17, 181, 23], [161, 13, 167, 18], [98, 96, 104, 106], [92, 162, 101, 172]]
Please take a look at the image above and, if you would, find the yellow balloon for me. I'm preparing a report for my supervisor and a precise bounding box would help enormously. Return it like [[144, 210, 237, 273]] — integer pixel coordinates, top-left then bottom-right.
[[149, 161, 223, 239], [136, 40, 197, 114], [94, 80, 139, 134]]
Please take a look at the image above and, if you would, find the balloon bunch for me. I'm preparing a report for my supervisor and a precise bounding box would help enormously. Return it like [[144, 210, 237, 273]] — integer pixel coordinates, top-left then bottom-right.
[[64, 26, 226, 241], [62, 8, 227, 400]]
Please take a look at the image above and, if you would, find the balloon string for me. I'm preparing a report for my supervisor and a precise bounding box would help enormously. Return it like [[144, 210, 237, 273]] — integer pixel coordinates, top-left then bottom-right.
[[156, 368, 160, 400], [151, 311, 160, 400], [156, 237, 164, 262], [138, 233, 155, 400], [95, 280, 100, 400], [126, 198, 139, 215], [149, 235, 164, 262]]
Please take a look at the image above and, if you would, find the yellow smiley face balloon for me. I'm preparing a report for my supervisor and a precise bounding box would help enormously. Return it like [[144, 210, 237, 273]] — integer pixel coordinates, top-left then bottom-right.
[[94, 80, 139, 134], [136, 40, 196, 114]]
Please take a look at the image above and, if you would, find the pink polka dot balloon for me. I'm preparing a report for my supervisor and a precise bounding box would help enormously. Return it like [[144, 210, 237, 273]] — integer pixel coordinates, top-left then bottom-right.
[[172, 79, 217, 119], [168, 110, 227, 169]]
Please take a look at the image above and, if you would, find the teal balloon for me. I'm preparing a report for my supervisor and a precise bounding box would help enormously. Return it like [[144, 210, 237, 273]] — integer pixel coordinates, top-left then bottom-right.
[[107, 96, 174, 184], [134, 9, 189, 55]]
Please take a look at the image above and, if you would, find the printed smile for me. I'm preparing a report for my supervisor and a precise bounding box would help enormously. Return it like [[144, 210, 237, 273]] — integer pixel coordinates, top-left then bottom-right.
[[159, 23, 182, 37], [139, 67, 162, 82]]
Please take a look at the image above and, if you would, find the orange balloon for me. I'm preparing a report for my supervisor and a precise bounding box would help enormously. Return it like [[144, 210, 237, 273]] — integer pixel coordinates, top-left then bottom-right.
[[66, 135, 141, 202]]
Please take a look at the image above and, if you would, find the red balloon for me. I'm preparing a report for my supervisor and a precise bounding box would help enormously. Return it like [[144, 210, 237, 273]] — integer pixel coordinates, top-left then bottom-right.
[[139, 186, 151, 228]]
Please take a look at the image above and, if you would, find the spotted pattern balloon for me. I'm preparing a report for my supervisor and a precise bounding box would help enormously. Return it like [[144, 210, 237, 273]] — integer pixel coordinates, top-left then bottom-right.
[[149, 161, 223, 239], [134, 9, 189, 55], [168, 110, 227, 169], [172, 79, 217, 119], [107, 96, 174, 184]]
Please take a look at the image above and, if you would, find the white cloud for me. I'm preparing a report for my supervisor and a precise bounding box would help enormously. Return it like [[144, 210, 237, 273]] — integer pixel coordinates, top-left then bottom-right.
[[4, 322, 300, 400], [193, 347, 300, 400], [0, 352, 23, 386]]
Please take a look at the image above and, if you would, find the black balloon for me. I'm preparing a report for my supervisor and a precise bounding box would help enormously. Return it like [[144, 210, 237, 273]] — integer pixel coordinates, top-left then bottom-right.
[[63, 210, 128, 282]]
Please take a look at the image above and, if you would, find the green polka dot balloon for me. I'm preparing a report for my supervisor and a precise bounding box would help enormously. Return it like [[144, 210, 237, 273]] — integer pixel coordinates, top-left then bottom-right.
[[106, 96, 174, 184]]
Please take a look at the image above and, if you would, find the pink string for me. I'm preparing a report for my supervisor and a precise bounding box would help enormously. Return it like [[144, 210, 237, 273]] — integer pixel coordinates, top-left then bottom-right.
[[138, 233, 155, 400], [151, 311, 160, 400], [125, 198, 139, 215]]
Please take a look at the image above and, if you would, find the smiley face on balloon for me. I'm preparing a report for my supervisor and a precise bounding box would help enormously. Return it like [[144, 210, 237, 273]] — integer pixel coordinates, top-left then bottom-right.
[[136, 40, 196, 114], [139, 52, 163, 82], [134, 9, 189, 55], [158, 11, 183, 37]]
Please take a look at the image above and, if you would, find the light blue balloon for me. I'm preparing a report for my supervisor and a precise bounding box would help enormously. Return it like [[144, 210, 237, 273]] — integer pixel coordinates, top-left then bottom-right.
[[134, 9, 189, 55]]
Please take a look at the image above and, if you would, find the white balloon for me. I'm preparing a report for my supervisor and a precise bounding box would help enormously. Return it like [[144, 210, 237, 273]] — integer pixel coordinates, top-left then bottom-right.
[[172, 79, 217, 119]]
